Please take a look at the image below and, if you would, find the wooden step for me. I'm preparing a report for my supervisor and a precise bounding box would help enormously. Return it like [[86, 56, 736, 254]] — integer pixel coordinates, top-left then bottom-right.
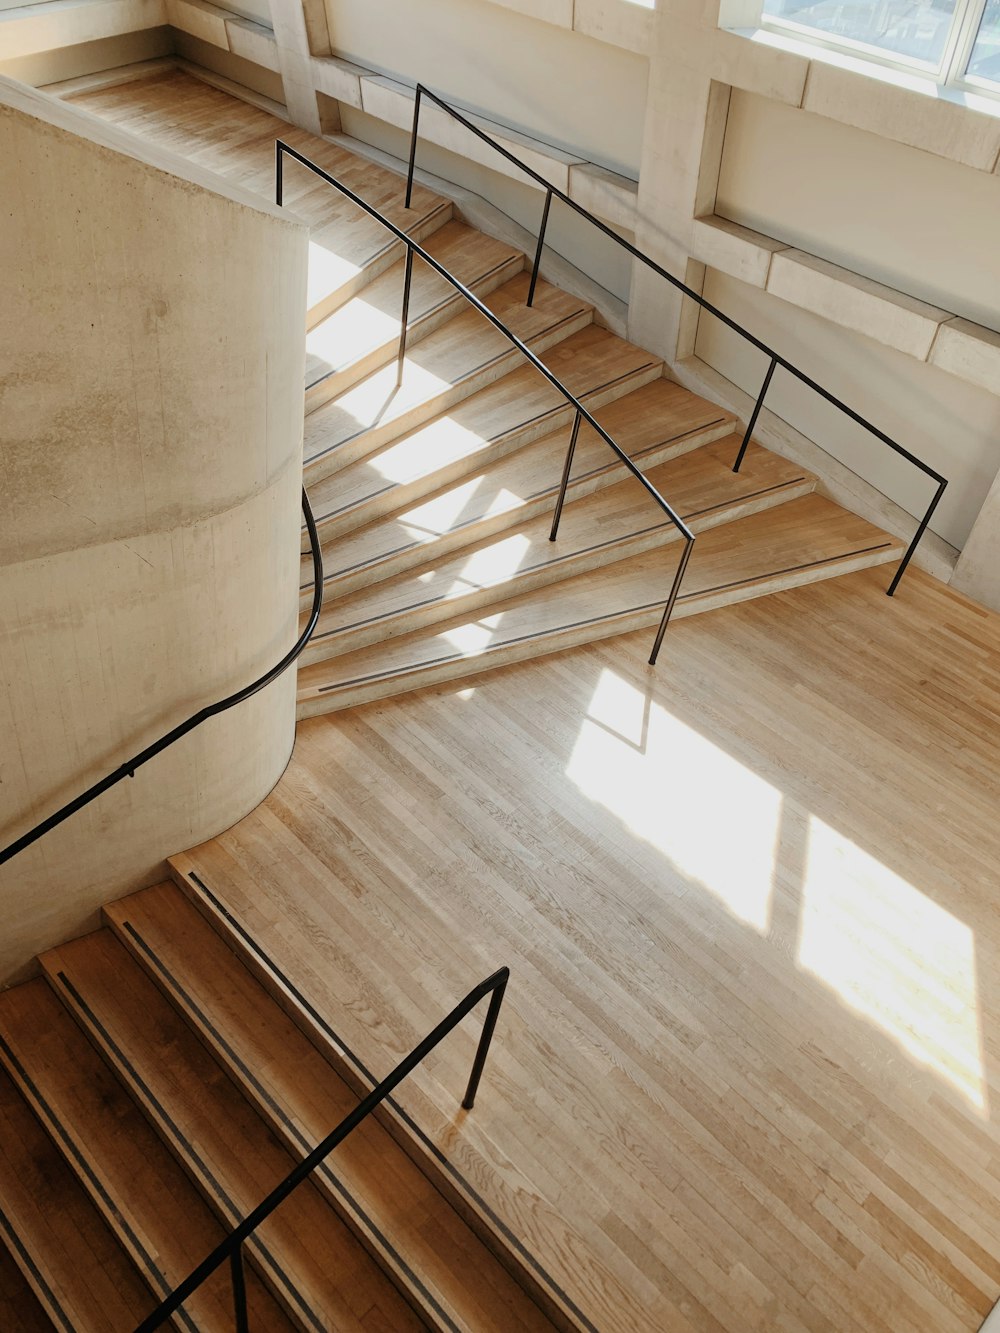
[[69, 73, 453, 325], [296, 495, 905, 716], [39, 932, 426, 1333], [304, 325, 662, 544], [0, 1238, 52, 1333], [301, 438, 814, 664], [163, 855, 592, 1333], [104, 881, 565, 1333], [302, 377, 734, 604], [0, 1049, 152, 1333], [0, 978, 296, 1333], [302, 273, 593, 487], [305, 220, 524, 410]]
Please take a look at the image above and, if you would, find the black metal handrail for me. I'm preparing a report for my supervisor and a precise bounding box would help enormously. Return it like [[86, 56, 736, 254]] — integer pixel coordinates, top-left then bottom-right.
[[277, 140, 696, 665], [134, 965, 510, 1331], [405, 84, 948, 595], [0, 489, 324, 866]]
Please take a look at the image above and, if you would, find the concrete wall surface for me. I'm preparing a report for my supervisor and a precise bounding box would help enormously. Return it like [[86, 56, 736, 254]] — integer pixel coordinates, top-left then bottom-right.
[[0, 77, 309, 984]]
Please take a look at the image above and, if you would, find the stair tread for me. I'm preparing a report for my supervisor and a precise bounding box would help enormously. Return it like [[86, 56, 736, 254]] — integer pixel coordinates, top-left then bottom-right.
[[0, 1050, 152, 1333], [303, 272, 592, 477], [70, 74, 451, 317], [40, 933, 425, 1333], [305, 219, 523, 394], [303, 438, 813, 658], [0, 1240, 51, 1333], [0, 978, 296, 1333], [304, 376, 734, 597], [305, 324, 661, 530], [105, 881, 560, 1333], [298, 495, 903, 704]]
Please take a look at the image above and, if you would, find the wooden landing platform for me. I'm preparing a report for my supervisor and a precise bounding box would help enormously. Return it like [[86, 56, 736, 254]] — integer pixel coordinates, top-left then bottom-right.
[[177, 565, 1000, 1333]]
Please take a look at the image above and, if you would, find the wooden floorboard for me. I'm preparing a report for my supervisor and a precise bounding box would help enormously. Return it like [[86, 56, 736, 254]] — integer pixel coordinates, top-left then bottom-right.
[[179, 566, 1000, 1332]]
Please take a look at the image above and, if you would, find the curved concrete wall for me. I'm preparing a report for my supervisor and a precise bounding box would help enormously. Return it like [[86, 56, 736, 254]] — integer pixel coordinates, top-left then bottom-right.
[[0, 78, 308, 984]]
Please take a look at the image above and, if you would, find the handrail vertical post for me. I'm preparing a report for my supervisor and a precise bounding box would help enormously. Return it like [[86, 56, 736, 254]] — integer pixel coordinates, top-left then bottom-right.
[[396, 247, 415, 387], [887, 478, 947, 596], [527, 188, 553, 308], [463, 969, 509, 1109], [230, 1243, 250, 1333], [549, 410, 583, 542], [275, 140, 283, 208], [733, 355, 776, 473], [649, 535, 694, 666], [405, 86, 423, 209]]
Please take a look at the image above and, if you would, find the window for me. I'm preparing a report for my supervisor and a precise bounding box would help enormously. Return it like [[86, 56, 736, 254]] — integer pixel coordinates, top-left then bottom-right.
[[759, 0, 1000, 93]]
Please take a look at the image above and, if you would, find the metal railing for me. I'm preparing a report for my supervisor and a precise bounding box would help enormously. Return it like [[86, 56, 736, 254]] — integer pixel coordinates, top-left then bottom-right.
[[134, 965, 510, 1331], [404, 84, 948, 597], [0, 489, 324, 867], [277, 140, 696, 666]]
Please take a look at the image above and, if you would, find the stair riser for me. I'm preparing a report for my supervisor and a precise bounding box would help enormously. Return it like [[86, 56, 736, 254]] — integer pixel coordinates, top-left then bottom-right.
[[296, 544, 902, 717], [164, 860, 582, 1333], [305, 253, 526, 414], [302, 308, 594, 489], [300, 410, 734, 606], [301, 479, 817, 664], [0, 1019, 194, 1333], [303, 357, 662, 552], [306, 203, 453, 330], [103, 911, 458, 1333], [38, 968, 318, 1333]]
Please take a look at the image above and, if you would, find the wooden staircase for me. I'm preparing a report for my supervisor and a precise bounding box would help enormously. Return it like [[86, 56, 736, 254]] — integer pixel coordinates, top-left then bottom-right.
[[68, 71, 905, 723], [0, 67, 918, 1330], [0, 873, 569, 1331]]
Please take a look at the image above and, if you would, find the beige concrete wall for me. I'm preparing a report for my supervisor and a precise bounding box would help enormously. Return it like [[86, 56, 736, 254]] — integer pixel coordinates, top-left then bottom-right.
[[0, 78, 308, 984]]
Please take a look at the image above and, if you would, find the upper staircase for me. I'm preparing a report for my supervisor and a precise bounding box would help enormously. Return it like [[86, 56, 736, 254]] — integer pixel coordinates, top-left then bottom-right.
[[70, 70, 905, 723]]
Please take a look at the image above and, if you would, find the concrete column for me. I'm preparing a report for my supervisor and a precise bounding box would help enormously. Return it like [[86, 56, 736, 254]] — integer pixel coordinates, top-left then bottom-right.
[[0, 79, 309, 984], [268, 0, 329, 134]]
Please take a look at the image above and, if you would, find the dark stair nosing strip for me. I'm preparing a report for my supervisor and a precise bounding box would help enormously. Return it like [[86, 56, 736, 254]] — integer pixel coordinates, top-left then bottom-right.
[[310, 478, 810, 641], [0, 1031, 200, 1333], [301, 404, 728, 589], [50, 974, 325, 1333], [304, 306, 591, 465], [314, 539, 896, 693], [304, 358, 674, 532], [185, 870, 598, 1333], [119, 920, 460, 1333], [0, 1207, 75, 1333], [304, 256, 520, 393]]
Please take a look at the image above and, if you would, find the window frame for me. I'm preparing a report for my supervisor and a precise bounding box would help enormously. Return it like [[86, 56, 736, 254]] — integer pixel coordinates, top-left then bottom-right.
[[757, 0, 1000, 98]]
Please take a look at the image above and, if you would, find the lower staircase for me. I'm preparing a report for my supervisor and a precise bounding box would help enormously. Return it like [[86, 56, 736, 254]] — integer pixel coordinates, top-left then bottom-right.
[[0, 872, 568, 1331]]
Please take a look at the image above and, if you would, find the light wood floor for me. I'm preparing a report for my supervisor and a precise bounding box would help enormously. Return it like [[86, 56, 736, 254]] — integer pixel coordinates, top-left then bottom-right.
[[181, 564, 1000, 1333]]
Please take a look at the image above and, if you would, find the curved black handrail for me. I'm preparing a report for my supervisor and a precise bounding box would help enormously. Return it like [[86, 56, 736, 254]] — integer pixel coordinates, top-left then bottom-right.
[[0, 489, 324, 867], [405, 83, 948, 595], [134, 965, 510, 1332], [277, 141, 695, 665]]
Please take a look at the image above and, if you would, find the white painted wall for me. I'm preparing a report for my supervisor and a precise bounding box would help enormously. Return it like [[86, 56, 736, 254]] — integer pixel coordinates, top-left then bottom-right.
[[341, 103, 636, 302], [695, 269, 1000, 548], [717, 90, 1000, 335], [0, 80, 308, 984], [325, 0, 648, 177]]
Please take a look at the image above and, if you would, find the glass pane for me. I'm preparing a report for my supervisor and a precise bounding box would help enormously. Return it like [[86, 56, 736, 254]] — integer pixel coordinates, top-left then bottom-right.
[[967, 0, 1000, 82], [761, 0, 960, 66]]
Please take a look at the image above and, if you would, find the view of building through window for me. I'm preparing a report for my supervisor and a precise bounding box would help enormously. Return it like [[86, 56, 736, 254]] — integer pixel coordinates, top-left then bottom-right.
[[761, 0, 1000, 89]]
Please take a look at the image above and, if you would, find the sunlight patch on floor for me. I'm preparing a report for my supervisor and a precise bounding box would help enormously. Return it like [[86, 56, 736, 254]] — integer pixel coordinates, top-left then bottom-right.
[[566, 670, 780, 929], [306, 241, 361, 308], [450, 532, 532, 592], [799, 816, 985, 1111], [370, 416, 492, 484], [441, 612, 505, 656], [397, 478, 527, 543], [306, 293, 400, 372]]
